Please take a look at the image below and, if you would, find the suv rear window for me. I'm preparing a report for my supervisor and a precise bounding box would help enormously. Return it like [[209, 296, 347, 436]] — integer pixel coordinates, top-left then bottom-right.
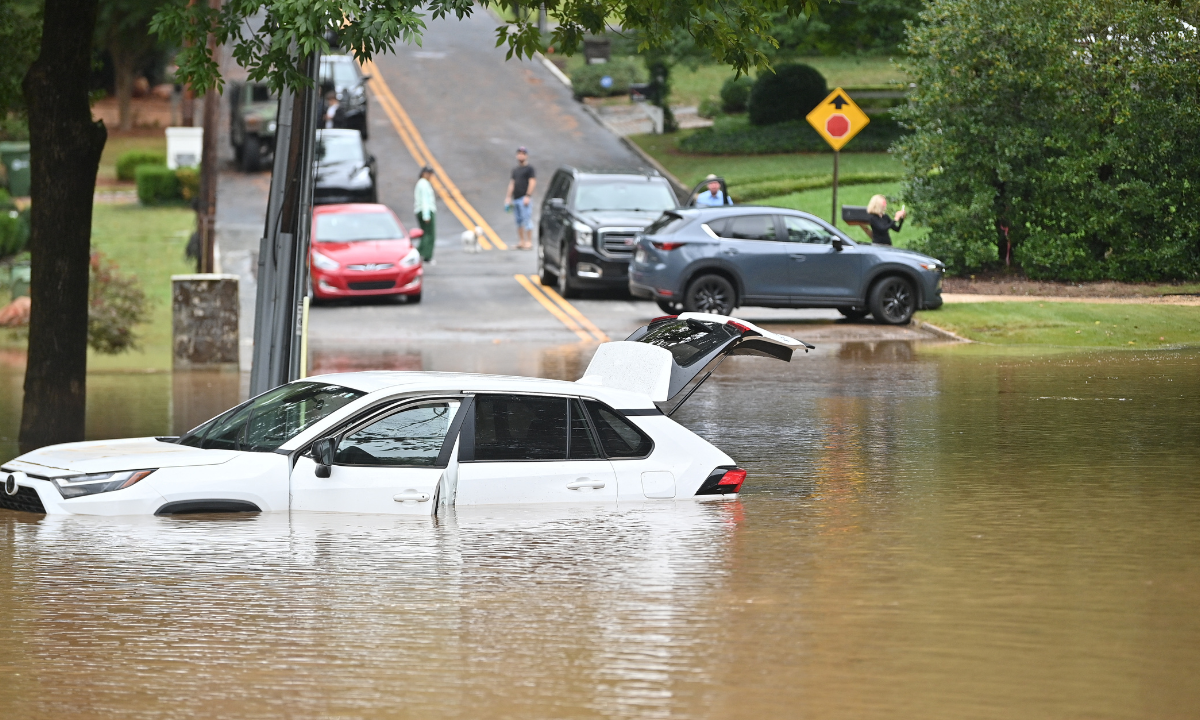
[[644, 212, 686, 235], [638, 319, 739, 367]]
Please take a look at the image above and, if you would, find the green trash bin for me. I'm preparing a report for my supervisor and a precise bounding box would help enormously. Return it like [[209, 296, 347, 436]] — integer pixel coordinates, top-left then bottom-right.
[[0, 142, 31, 198]]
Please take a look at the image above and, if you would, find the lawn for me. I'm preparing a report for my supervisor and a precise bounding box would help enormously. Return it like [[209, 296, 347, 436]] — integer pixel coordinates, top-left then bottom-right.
[[88, 203, 195, 370], [754, 181, 929, 248], [917, 302, 1200, 348], [98, 135, 166, 184]]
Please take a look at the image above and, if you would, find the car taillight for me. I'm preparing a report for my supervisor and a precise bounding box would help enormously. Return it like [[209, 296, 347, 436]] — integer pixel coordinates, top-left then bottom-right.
[[651, 241, 684, 251], [727, 321, 752, 334], [650, 315, 678, 323], [696, 467, 746, 495]]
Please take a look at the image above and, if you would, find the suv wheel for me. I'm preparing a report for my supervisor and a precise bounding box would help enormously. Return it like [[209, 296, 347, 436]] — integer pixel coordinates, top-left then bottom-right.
[[241, 135, 260, 172], [538, 242, 557, 286], [684, 274, 735, 315], [656, 299, 682, 315], [868, 276, 916, 325], [556, 244, 579, 298]]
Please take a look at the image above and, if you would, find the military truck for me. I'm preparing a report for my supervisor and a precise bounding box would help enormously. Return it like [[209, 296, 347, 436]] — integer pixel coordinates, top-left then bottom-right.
[[229, 82, 278, 172]]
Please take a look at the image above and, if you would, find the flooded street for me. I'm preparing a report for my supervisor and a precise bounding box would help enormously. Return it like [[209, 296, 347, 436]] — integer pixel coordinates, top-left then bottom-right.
[[1, 342, 1198, 718]]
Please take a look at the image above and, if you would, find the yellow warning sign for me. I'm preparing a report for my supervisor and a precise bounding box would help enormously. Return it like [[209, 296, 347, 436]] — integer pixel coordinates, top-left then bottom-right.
[[805, 88, 870, 151]]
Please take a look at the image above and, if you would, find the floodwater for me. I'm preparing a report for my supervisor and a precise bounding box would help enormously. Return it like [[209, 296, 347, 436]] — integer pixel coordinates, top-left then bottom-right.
[[1, 341, 1198, 719]]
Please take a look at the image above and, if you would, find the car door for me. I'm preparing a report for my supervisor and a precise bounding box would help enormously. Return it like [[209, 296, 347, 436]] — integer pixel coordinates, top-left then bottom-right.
[[291, 399, 464, 515], [716, 214, 794, 302], [455, 394, 617, 505], [541, 172, 571, 266], [779, 214, 863, 301]]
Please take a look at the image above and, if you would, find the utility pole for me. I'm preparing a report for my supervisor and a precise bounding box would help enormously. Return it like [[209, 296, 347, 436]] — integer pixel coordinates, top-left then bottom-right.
[[831, 150, 839, 228], [248, 49, 321, 396], [197, 0, 221, 273]]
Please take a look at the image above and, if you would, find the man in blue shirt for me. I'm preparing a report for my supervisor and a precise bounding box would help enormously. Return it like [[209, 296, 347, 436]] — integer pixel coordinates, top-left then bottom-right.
[[695, 176, 731, 207]]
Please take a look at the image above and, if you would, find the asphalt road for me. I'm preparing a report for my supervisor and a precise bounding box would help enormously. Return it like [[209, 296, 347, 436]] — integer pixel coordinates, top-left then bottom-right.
[[215, 10, 937, 378]]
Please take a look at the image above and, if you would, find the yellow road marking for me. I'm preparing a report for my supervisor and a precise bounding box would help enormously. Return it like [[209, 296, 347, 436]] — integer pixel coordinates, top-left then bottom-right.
[[363, 59, 508, 250], [514, 274, 594, 343], [528, 275, 609, 342]]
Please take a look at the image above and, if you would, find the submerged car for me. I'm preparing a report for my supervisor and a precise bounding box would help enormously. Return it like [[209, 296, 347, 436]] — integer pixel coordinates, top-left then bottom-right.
[[310, 203, 424, 302], [1, 315, 811, 517], [630, 206, 945, 324], [314, 129, 377, 205]]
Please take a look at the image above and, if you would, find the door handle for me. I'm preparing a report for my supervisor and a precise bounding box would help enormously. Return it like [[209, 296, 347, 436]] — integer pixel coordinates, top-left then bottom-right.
[[790, 254, 807, 261], [722, 248, 739, 256], [566, 479, 606, 490], [393, 491, 431, 503]]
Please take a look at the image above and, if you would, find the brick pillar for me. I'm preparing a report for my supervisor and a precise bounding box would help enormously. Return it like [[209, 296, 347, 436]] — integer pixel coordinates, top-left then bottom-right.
[[172, 274, 239, 369]]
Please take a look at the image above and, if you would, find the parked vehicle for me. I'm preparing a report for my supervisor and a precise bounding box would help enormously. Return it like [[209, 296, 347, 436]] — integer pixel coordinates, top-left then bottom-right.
[[629, 207, 945, 324], [309, 203, 423, 302], [228, 81, 277, 172], [314, 129, 377, 205], [0, 315, 810, 517], [320, 54, 370, 139], [538, 168, 680, 298]]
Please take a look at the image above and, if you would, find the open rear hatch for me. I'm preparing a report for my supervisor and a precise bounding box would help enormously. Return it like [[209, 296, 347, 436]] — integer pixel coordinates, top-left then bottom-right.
[[579, 313, 813, 415]]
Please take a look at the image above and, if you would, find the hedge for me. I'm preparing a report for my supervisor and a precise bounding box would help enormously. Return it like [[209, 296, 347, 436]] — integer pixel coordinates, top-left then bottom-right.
[[732, 172, 904, 203], [135, 165, 182, 205], [748, 64, 827, 126], [678, 114, 907, 154], [570, 57, 647, 99], [116, 151, 167, 182], [0, 189, 28, 258]]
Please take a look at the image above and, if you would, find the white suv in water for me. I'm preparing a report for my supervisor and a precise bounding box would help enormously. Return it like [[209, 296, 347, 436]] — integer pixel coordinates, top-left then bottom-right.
[[1, 315, 810, 517]]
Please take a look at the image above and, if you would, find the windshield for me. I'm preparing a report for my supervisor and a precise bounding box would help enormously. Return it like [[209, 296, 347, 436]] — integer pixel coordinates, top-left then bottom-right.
[[316, 132, 364, 166], [321, 58, 361, 88], [248, 84, 274, 103], [180, 382, 365, 452], [574, 181, 678, 213], [315, 212, 404, 242]]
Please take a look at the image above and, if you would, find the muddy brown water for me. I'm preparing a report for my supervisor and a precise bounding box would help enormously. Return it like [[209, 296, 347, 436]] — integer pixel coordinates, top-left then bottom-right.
[[1, 342, 1198, 718]]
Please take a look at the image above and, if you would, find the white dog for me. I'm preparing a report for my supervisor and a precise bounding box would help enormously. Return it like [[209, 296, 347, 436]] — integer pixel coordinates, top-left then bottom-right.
[[460, 226, 483, 253]]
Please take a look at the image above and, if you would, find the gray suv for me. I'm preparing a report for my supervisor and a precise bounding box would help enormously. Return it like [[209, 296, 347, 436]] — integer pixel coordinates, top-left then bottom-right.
[[629, 207, 944, 324]]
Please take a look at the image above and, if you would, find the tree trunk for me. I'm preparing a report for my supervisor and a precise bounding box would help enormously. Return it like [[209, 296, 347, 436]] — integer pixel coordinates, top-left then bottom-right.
[[19, 0, 107, 453], [111, 46, 136, 132]]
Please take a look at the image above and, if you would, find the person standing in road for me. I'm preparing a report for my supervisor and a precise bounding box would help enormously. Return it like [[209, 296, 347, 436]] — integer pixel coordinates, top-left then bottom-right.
[[324, 91, 342, 129], [505, 146, 537, 250], [414, 166, 437, 263], [866, 194, 907, 245]]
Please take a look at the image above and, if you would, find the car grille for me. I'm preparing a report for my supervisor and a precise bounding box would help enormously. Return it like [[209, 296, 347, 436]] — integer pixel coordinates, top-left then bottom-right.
[[348, 280, 396, 291], [0, 485, 46, 514], [347, 263, 394, 271], [599, 229, 640, 258]]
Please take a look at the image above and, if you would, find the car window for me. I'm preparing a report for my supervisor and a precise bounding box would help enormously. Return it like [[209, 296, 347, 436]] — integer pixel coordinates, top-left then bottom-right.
[[584, 401, 654, 458], [320, 58, 360, 88], [722, 215, 777, 241], [573, 181, 677, 212], [636, 318, 740, 367], [248, 84, 274, 103], [315, 212, 404, 242], [549, 173, 570, 200], [474, 395, 568, 461], [316, 132, 364, 166], [336, 402, 457, 467], [569, 399, 602, 460], [644, 212, 686, 235], [182, 382, 365, 452], [782, 215, 835, 244]]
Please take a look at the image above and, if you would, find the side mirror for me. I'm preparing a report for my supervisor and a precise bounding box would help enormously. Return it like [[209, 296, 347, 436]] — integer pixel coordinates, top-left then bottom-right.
[[312, 437, 336, 478], [548, 197, 565, 209], [832, 238, 845, 252], [408, 227, 424, 239]]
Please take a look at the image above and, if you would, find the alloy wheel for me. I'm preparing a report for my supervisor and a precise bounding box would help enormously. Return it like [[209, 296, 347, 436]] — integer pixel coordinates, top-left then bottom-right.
[[686, 276, 734, 315]]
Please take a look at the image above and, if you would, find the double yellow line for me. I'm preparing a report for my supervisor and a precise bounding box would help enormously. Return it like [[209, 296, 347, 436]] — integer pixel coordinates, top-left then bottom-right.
[[514, 275, 609, 343], [363, 59, 507, 250]]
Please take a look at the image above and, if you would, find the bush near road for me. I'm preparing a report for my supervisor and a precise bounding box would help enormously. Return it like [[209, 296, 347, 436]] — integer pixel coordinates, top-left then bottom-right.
[[679, 113, 906, 154]]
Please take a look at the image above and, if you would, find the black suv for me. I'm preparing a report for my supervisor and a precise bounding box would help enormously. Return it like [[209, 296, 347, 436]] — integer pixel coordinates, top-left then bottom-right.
[[538, 168, 680, 297], [320, 54, 370, 139]]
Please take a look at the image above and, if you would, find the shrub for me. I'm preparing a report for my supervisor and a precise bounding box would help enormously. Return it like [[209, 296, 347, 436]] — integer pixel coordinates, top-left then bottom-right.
[[116, 151, 167, 181], [88, 253, 149, 354], [748, 64, 827, 126], [897, 0, 1200, 280], [697, 98, 721, 119], [570, 57, 647, 99], [135, 164, 181, 205], [176, 166, 199, 201], [0, 207, 30, 258], [678, 113, 906, 154], [720, 76, 754, 113]]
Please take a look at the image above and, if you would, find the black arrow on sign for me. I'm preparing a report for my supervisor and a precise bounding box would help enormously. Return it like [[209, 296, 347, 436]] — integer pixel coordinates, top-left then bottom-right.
[[830, 95, 848, 109]]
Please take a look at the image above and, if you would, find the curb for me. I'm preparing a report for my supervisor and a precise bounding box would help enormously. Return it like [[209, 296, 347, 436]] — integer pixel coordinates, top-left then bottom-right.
[[916, 320, 971, 343]]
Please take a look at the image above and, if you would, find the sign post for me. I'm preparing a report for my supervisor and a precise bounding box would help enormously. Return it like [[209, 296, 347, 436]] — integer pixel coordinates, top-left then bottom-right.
[[806, 88, 870, 227]]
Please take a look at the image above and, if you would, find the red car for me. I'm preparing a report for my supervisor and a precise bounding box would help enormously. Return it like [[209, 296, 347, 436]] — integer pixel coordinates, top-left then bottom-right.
[[310, 204, 424, 302]]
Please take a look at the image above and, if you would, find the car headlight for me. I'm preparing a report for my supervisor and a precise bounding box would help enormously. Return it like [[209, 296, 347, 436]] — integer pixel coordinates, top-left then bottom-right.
[[634, 247, 647, 264], [573, 221, 594, 248], [919, 262, 944, 272], [54, 469, 155, 499], [312, 249, 340, 271], [400, 247, 421, 268], [268, 121, 277, 133]]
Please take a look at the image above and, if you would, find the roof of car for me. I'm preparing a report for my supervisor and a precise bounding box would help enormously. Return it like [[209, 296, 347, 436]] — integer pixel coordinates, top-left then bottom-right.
[[305, 371, 659, 409], [316, 128, 362, 139], [558, 166, 665, 181], [311, 203, 394, 215]]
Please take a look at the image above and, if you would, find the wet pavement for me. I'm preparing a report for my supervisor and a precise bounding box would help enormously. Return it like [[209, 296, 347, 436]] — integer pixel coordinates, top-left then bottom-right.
[[2, 346, 1198, 718]]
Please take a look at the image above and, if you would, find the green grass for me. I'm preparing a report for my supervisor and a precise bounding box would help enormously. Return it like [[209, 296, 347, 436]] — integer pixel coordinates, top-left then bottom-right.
[[670, 57, 908, 107], [917, 302, 1200, 348], [99, 136, 165, 184], [753, 181, 929, 248], [630, 132, 902, 186], [88, 204, 195, 370]]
